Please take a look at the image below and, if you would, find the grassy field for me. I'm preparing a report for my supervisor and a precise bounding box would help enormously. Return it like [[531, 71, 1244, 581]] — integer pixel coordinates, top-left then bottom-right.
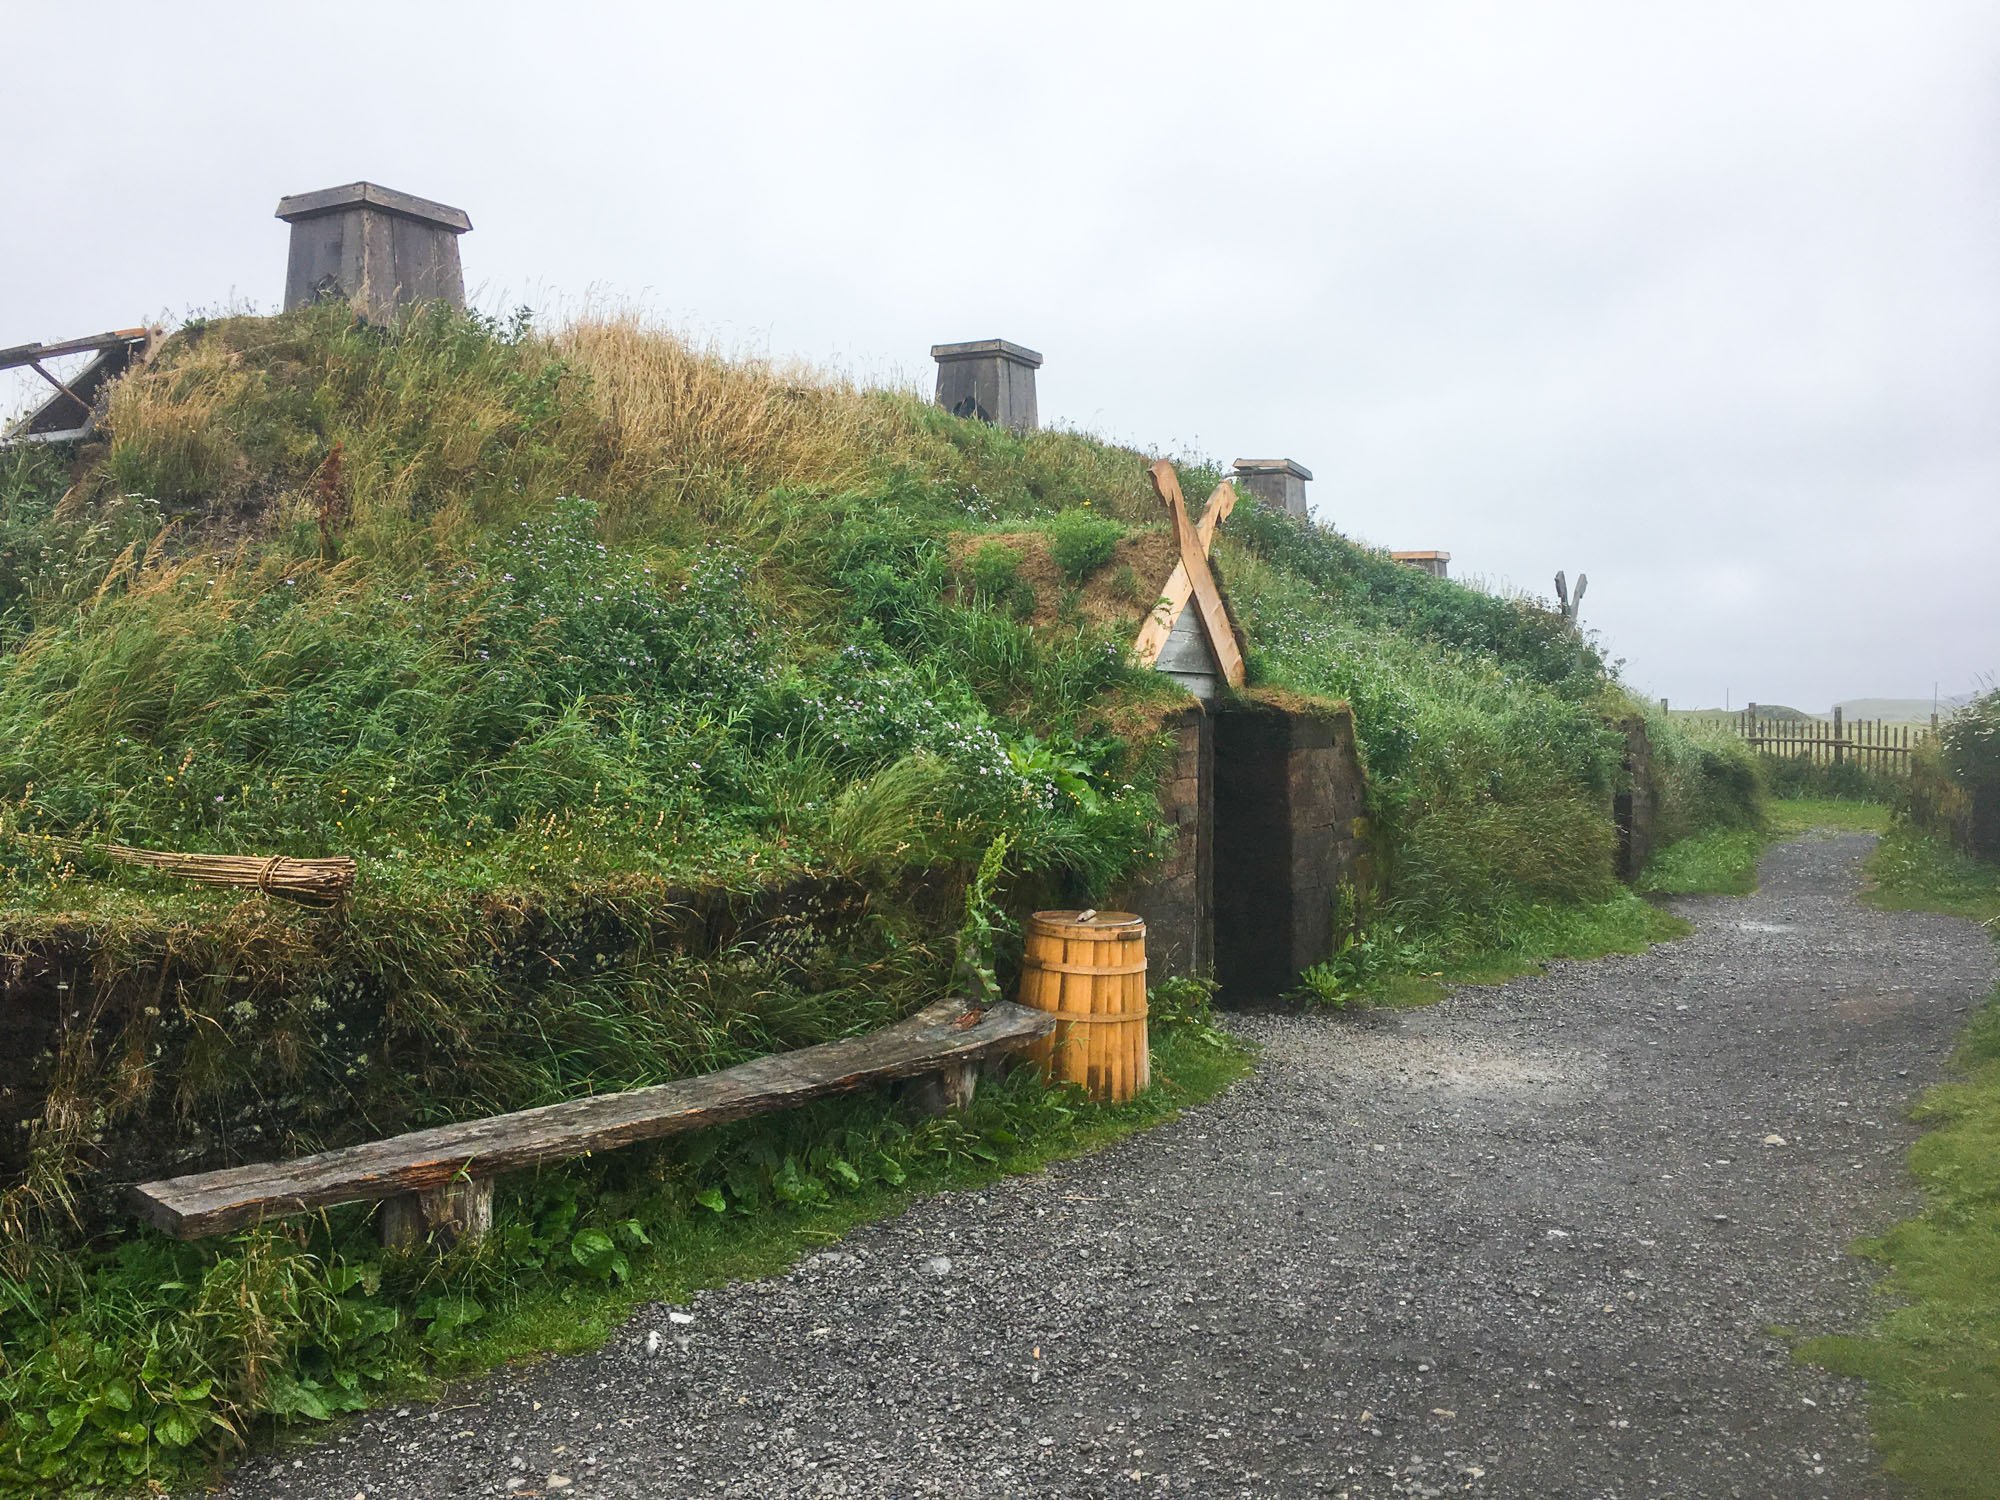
[[1799, 827, 2000, 1500]]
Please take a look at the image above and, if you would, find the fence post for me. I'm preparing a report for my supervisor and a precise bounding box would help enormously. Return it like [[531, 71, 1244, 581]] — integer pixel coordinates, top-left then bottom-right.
[[1833, 706, 1845, 766]]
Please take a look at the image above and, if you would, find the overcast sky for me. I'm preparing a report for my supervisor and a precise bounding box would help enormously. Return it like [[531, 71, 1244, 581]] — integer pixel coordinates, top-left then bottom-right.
[[5, 2, 1994, 710]]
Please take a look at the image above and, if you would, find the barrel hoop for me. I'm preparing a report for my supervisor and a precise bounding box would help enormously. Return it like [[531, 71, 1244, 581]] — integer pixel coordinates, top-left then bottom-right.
[[1022, 958, 1149, 976], [1046, 1005, 1150, 1023]]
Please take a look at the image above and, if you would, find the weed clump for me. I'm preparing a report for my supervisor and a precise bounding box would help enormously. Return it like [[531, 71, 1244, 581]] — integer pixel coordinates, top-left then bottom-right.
[[1041, 507, 1125, 581], [967, 540, 1034, 617]]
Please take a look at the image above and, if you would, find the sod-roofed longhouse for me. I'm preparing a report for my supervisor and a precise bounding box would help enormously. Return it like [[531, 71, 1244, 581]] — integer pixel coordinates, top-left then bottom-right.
[[0, 184, 1747, 1248]]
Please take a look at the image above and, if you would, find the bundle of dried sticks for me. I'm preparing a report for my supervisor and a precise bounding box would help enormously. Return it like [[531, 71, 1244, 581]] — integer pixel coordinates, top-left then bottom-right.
[[33, 838, 356, 905]]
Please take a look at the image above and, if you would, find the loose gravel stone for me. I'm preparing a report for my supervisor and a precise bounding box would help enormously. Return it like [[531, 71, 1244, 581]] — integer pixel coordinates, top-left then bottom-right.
[[216, 833, 1995, 1498]]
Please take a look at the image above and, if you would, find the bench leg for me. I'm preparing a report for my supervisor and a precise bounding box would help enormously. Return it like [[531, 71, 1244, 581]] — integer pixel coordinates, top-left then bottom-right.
[[381, 1176, 494, 1250], [903, 1059, 977, 1117]]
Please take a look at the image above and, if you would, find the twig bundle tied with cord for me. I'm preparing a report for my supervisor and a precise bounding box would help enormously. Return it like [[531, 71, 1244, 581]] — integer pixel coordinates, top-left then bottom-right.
[[30, 837, 356, 905]]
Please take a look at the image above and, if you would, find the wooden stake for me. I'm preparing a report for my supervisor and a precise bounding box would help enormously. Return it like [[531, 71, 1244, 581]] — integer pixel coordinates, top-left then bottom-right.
[[902, 1060, 976, 1117], [381, 1176, 493, 1250]]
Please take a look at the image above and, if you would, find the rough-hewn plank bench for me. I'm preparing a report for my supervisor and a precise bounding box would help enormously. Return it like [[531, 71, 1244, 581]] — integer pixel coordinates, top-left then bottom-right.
[[131, 998, 1053, 1248]]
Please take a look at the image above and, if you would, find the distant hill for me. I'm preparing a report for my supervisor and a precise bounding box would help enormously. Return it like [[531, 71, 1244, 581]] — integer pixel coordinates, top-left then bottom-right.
[[1666, 705, 1807, 721], [1668, 696, 1973, 725], [1830, 696, 1973, 723]]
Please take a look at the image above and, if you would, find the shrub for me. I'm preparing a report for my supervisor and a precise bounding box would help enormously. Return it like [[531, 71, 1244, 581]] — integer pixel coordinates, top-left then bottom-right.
[[1291, 915, 1417, 1007], [1041, 507, 1124, 581], [1640, 711, 1764, 847], [1760, 752, 1892, 803], [1908, 687, 2000, 861], [1904, 735, 1972, 846], [1148, 973, 1219, 1028], [1940, 688, 2000, 800]]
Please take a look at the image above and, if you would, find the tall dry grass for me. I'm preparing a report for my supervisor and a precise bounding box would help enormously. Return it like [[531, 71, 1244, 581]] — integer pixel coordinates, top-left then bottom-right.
[[555, 317, 923, 535], [84, 304, 1175, 579], [101, 337, 260, 506]]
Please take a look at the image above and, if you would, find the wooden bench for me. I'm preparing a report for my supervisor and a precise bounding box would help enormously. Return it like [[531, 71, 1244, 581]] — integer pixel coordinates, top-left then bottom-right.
[[130, 998, 1054, 1248]]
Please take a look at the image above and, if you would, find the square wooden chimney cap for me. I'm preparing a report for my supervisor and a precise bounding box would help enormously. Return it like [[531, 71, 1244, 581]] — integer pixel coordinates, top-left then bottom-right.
[[276, 182, 472, 233], [930, 338, 1043, 368], [1232, 458, 1314, 481]]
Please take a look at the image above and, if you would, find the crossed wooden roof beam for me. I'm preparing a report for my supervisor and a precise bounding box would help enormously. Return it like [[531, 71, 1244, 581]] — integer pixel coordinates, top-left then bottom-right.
[[1130, 459, 1246, 688]]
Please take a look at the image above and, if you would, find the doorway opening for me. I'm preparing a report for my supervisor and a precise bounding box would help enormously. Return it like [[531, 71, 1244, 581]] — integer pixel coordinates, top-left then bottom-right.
[[1211, 698, 1369, 1001]]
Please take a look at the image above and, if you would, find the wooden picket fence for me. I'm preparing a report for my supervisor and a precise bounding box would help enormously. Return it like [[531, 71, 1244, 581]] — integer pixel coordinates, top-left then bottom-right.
[[1671, 703, 1937, 776]]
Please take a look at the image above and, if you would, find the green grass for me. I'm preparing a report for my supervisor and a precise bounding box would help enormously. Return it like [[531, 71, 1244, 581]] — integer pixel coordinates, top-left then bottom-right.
[[0, 1023, 1250, 1497], [1866, 824, 2000, 921], [1637, 826, 1770, 896], [1772, 797, 1894, 836], [1639, 798, 1894, 898], [1798, 827, 2000, 1499], [1301, 891, 1692, 1009], [1417, 893, 1692, 989], [1039, 506, 1125, 581]]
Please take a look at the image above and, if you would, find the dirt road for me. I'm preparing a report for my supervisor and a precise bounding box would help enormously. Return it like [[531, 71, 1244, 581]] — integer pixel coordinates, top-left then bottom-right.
[[222, 832, 1996, 1498]]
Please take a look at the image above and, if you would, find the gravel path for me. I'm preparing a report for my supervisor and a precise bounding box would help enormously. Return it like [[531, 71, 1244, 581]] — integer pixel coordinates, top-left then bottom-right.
[[222, 833, 1996, 1499]]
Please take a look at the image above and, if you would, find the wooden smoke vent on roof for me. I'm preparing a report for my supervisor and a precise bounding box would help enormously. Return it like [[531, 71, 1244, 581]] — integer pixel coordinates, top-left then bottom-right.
[[1130, 460, 1246, 699], [1390, 549, 1451, 578]]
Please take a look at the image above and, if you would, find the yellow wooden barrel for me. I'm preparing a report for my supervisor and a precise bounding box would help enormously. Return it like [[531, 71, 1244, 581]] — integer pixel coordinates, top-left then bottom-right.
[[1018, 911, 1149, 1102]]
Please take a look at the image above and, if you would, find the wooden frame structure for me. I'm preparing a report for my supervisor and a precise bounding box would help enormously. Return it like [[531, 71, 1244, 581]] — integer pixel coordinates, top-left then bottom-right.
[[1, 327, 159, 444], [1131, 460, 1246, 690]]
